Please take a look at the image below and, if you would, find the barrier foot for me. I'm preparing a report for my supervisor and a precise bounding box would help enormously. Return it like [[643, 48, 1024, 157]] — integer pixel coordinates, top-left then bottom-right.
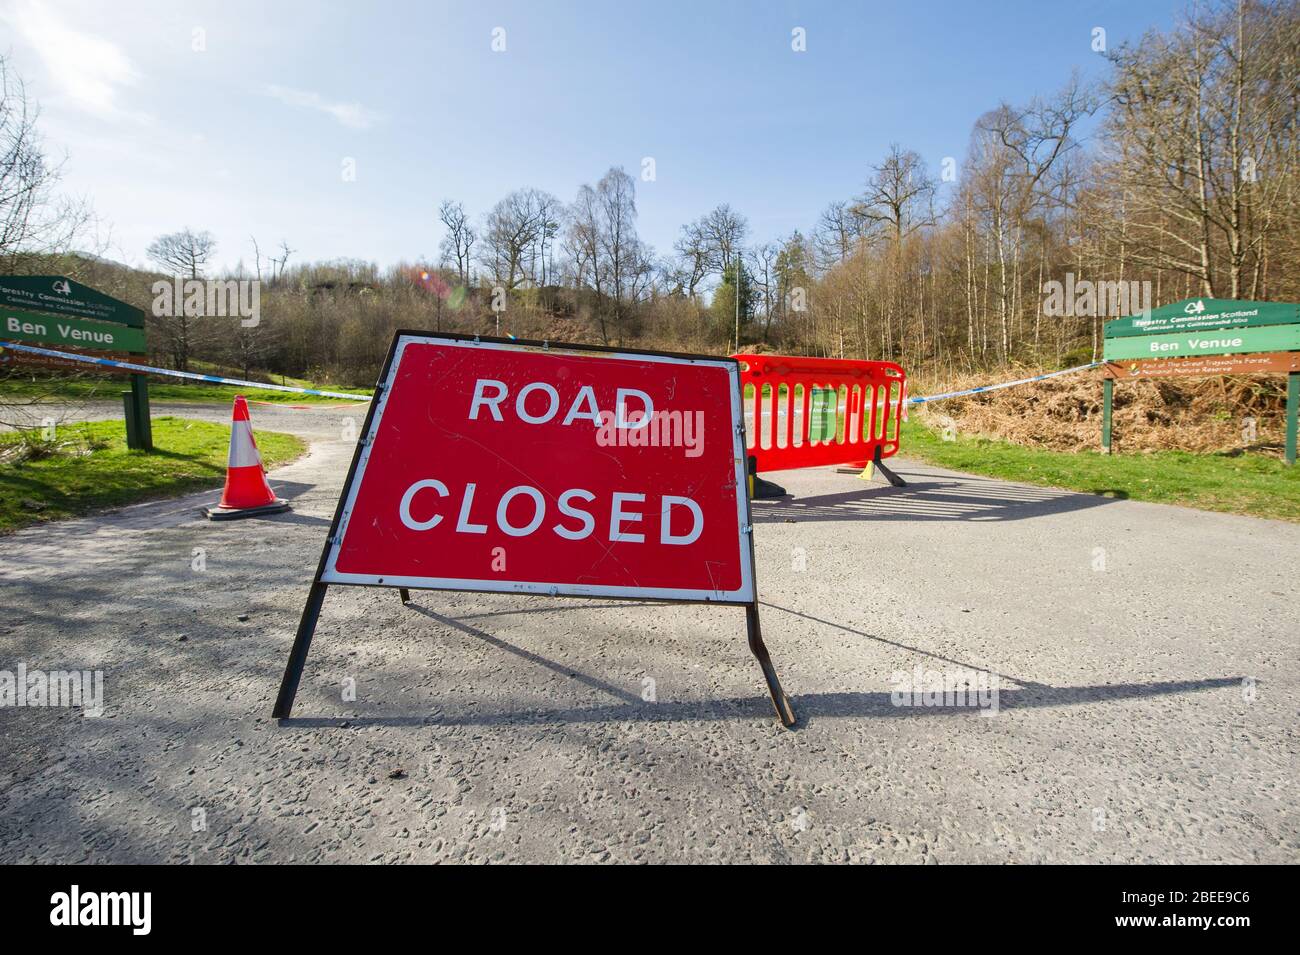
[[399, 587, 411, 604], [746, 603, 795, 728], [746, 455, 787, 499], [872, 447, 907, 487], [751, 474, 787, 498]]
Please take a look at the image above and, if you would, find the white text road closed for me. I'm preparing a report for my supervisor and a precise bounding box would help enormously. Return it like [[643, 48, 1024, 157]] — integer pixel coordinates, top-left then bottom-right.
[[322, 336, 753, 602]]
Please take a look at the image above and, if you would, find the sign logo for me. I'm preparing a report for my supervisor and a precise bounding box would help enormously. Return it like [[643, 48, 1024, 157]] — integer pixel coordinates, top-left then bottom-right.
[[1184, 299, 1206, 314], [51, 279, 71, 296], [323, 335, 753, 601]]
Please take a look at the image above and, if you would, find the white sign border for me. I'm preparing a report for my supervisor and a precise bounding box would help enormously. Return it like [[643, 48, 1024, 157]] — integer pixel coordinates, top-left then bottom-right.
[[319, 334, 756, 604]]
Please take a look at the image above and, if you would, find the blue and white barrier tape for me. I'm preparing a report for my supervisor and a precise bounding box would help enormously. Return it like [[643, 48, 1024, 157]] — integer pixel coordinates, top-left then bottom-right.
[[0, 341, 370, 401], [3, 339, 1102, 408], [907, 361, 1104, 405]]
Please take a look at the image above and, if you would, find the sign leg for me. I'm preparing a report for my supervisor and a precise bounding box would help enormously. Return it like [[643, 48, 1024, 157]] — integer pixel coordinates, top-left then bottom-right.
[[131, 373, 153, 451], [1286, 371, 1298, 467], [872, 445, 907, 487], [746, 603, 795, 728], [399, 587, 411, 604], [122, 388, 141, 449], [272, 581, 329, 718], [1102, 378, 1113, 454]]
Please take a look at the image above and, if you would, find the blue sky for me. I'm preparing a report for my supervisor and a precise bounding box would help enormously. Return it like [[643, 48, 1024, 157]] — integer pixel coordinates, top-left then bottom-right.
[[1, 0, 1185, 274]]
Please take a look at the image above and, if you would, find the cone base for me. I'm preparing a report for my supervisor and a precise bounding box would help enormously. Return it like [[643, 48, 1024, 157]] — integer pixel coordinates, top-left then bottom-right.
[[202, 499, 291, 521]]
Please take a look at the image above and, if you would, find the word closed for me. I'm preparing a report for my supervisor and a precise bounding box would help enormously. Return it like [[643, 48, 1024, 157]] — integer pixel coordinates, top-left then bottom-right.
[[322, 335, 754, 603]]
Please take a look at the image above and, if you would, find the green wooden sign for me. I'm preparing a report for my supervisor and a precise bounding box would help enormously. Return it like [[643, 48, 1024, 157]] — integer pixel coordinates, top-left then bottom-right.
[[1104, 298, 1298, 339], [1103, 324, 1300, 361], [1, 307, 146, 353], [0, 275, 144, 328]]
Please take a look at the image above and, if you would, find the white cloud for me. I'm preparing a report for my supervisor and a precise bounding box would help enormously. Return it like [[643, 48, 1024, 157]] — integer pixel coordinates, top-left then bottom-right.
[[2, 0, 143, 120], [263, 84, 382, 130]]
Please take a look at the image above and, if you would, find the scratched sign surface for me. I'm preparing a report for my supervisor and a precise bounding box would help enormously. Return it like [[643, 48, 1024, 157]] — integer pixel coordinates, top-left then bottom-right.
[[323, 334, 754, 603]]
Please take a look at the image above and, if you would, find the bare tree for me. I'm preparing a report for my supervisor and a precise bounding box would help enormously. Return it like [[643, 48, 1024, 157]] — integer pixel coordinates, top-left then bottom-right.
[[753, 242, 778, 339], [566, 183, 602, 292], [147, 228, 216, 278], [671, 203, 750, 306], [812, 199, 870, 270], [0, 55, 90, 270], [595, 167, 638, 305], [1103, 0, 1297, 297], [252, 236, 294, 284], [698, 203, 749, 273], [672, 220, 712, 299], [272, 240, 294, 283], [0, 55, 100, 432], [967, 77, 1094, 357], [437, 200, 475, 286], [479, 188, 558, 290], [852, 144, 937, 244], [147, 228, 217, 371], [528, 192, 563, 287], [566, 166, 651, 342]]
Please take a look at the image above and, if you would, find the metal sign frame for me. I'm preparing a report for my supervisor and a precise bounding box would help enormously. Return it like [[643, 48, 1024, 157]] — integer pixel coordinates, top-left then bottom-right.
[[272, 330, 794, 727]]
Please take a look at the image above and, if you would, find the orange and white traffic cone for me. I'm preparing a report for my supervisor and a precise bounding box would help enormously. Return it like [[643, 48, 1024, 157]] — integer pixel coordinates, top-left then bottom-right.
[[202, 396, 291, 520]]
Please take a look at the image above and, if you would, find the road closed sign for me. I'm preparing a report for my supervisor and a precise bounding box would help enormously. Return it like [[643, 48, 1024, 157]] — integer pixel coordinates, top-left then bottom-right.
[[325, 333, 753, 600], [274, 331, 793, 726]]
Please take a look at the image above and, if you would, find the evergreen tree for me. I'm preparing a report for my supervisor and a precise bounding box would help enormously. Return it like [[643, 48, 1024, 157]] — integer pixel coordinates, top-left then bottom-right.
[[711, 260, 755, 342]]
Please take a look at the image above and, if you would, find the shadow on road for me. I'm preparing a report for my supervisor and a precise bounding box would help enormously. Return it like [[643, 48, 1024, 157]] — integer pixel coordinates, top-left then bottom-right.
[[278, 598, 1240, 730], [752, 471, 1116, 523], [759, 600, 1051, 689], [265, 479, 316, 502], [278, 676, 1242, 730], [408, 605, 643, 704]]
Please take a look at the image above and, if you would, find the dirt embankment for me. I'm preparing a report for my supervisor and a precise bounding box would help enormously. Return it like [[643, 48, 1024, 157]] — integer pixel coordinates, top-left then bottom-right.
[[911, 367, 1291, 457]]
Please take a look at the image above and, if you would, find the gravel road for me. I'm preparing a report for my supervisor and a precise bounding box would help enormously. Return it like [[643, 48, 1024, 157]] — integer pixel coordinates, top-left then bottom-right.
[[1, 401, 1296, 863]]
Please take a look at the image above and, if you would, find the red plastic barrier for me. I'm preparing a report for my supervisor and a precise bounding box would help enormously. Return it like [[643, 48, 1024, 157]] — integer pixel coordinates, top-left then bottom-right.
[[733, 353, 906, 473]]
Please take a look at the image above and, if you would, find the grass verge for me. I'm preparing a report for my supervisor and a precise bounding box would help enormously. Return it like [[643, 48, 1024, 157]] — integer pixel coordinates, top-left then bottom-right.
[[899, 418, 1300, 523], [0, 416, 306, 533]]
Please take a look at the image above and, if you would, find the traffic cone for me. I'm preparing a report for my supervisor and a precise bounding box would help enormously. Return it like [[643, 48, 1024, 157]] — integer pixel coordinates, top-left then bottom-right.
[[202, 396, 291, 520]]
